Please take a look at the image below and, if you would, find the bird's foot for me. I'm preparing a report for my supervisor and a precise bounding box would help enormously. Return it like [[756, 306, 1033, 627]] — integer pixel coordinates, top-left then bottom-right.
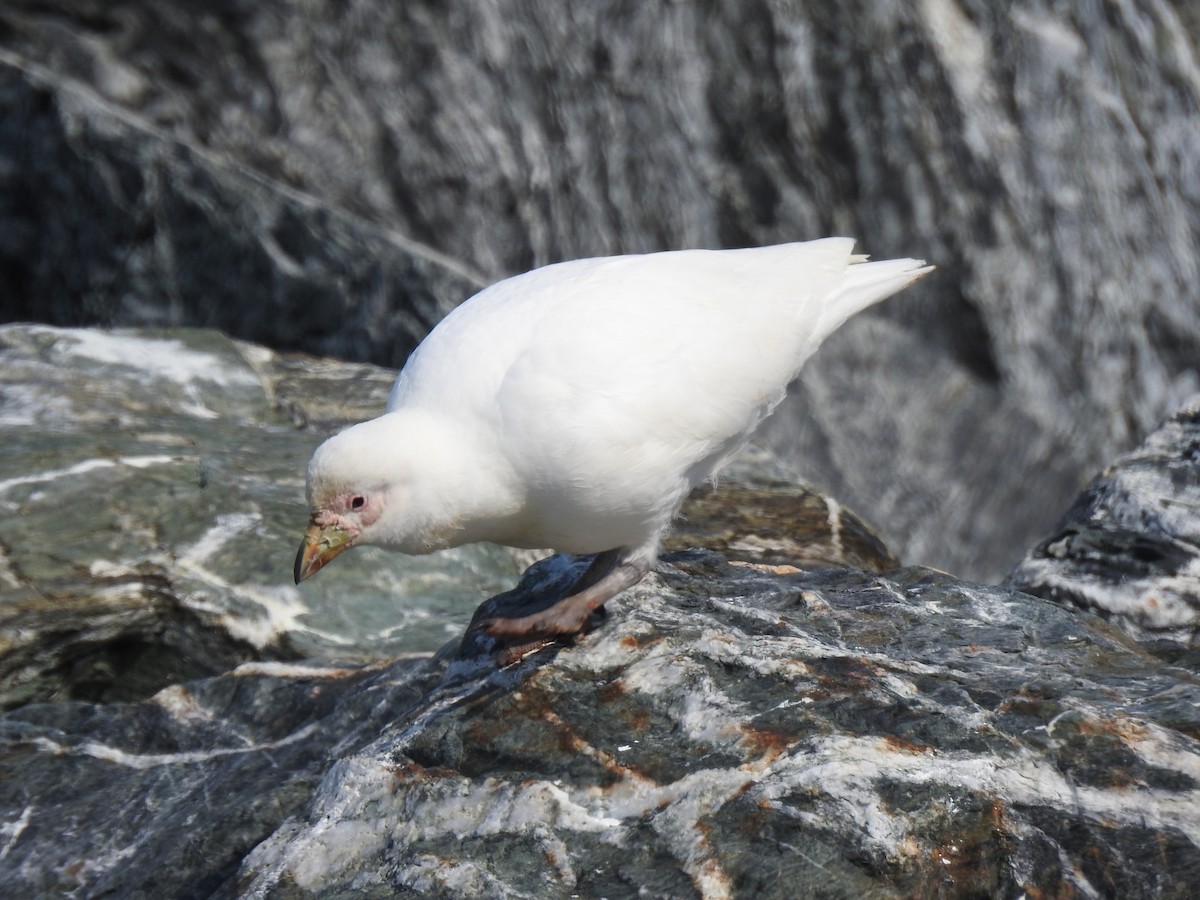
[[489, 606, 611, 666], [489, 610, 607, 665], [482, 557, 646, 640], [484, 598, 599, 638]]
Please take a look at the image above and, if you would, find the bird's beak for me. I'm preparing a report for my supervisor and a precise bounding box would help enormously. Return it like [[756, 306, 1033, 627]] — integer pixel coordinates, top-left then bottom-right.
[[294, 519, 355, 583]]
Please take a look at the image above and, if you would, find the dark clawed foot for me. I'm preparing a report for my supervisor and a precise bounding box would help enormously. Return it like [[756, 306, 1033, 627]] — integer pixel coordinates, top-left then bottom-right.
[[470, 619, 597, 667], [465, 552, 644, 666], [482, 604, 594, 639], [477, 604, 608, 666]]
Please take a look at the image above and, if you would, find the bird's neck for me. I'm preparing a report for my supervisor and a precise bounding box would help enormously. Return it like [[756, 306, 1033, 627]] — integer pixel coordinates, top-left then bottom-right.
[[381, 408, 526, 553]]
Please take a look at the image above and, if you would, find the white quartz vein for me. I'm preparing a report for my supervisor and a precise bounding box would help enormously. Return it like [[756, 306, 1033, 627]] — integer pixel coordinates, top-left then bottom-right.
[[0, 455, 185, 495], [0, 805, 32, 862], [31, 721, 320, 770]]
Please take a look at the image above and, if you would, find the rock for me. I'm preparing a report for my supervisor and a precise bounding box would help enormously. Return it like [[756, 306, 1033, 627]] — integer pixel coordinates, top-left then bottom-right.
[[0, 322, 874, 707], [0, 658, 403, 899], [3, 2, 1199, 580], [2, 557, 1199, 898], [0, 324, 519, 708], [3, 326, 1200, 896], [1007, 398, 1200, 655], [0, 49, 480, 369], [5, 2, 1200, 880], [0, 565, 267, 710], [664, 452, 899, 573]]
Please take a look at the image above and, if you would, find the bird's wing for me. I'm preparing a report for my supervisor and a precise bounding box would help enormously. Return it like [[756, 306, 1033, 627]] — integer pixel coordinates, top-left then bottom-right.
[[485, 241, 857, 489], [391, 239, 927, 507]]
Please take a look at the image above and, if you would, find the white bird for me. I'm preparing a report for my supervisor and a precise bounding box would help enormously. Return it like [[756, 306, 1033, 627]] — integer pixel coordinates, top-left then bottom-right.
[[295, 238, 932, 639]]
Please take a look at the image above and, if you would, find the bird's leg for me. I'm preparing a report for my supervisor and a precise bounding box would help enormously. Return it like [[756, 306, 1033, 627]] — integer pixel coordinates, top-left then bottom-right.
[[485, 549, 647, 638], [566, 547, 623, 595]]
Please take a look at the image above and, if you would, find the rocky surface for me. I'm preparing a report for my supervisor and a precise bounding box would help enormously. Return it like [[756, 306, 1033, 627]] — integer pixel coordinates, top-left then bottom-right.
[[3, 1, 1199, 579], [253, 559, 1200, 899], [1, 324, 1199, 897], [0, 42, 479, 368], [0, 324, 520, 709], [3, 554, 1200, 898], [0, 322, 889, 705], [662, 457, 899, 574], [4, 2, 1200, 892], [1009, 398, 1200, 655]]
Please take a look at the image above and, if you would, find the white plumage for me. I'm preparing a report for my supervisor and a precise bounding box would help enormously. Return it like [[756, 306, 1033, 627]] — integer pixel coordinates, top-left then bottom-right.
[[296, 238, 933, 638]]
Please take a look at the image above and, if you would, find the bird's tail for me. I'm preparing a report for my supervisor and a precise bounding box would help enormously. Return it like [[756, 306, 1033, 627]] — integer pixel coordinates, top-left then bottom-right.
[[815, 255, 935, 340]]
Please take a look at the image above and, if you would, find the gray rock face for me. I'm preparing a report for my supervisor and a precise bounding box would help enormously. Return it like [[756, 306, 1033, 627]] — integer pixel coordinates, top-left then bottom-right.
[[1008, 398, 1200, 652], [5, 1, 1200, 890], [0, 42, 480, 368], [3, 2, 1199, 579], [4, 556, 1199, 898], [2, 325, 1199, 897], [0, 324, 518, 709]]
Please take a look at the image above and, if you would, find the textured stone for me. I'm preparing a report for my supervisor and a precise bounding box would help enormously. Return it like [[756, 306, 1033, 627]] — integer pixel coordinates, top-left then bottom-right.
[[1008, 397, 1200, 653], [664, 453, 899, 574], [0, 46, 480, 368], [2, 1, 1199, 579], [3, 557, 1198, 898], [4, 2, 1200, 890], [2, 325, 1200, 897]]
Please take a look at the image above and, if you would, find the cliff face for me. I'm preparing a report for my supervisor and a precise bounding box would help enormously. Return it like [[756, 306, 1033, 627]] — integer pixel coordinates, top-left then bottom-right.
[[3, 2, 1199, 578]]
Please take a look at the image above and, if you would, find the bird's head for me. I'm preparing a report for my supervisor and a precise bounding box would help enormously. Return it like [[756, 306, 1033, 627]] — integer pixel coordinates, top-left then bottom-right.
[[293, 411, 500, 583], [295, 412, 454, 582], [293, 418, 398, 583]]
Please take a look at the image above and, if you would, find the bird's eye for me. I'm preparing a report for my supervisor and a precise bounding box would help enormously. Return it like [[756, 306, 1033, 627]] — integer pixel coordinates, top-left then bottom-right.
[[350, 496, 365, 510]]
